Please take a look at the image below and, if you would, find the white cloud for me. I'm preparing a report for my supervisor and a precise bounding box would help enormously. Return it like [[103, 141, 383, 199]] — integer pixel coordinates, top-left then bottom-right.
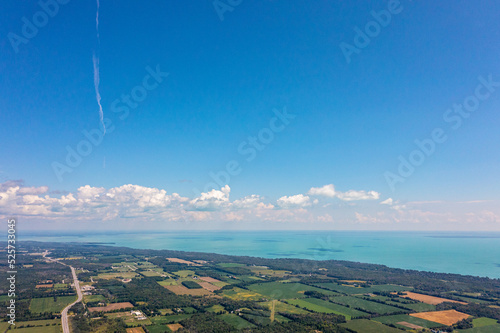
[[307, 184, 336, 197], [336, 190, 380, 201], [276, 194, 311, 208], [380, 198, 393, 205], [189, 185, 231, 211]]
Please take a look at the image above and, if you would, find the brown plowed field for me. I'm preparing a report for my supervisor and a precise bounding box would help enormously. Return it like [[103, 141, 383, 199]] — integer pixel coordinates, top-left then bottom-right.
[[410, 310, 470, 326], [400, 292, 467, 305]]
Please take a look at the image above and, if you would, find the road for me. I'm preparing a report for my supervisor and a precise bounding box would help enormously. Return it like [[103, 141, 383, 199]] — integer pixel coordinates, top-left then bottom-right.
[[44, 251, 83, 333]]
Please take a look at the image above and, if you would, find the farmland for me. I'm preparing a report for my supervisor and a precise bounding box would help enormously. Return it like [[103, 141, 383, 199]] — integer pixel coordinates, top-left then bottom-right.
[[2, 241, 500, 333], [331, 295, 404, 315], [247, 282, 337, 299], [410, 309, 471, 326], [29, 295, 77, 313], [286, 298, 368, 320]]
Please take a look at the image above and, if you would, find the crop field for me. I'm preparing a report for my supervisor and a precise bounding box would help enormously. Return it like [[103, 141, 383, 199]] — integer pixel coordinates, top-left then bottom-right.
[[341, 319, 405, 333], [126, 327, 146, 333], [150, 314, 193, 324], [165, 284, 212, 296], [398, 301, 436, 312], [83, 294, 105, 303], [143, 324, 169, 333], [260, 300, 310, 314], [105, 311, 152, 326], [459, 325, 500, 332], [220, 314, 256, 329], [172, 270, 195, 277], [217, 263, 246, 268], [473, 317, 499, 327], [410, 309, 470, 326], [157, 279, 178, 286], [331, 296, 403, 315], [97, 272, 138, 280], [10, 325, 62, 333], [315, 283, 410, 295], [198, 281, 221, 291], [286, 298, 368, 320], [167, 323, 183, 332], [207, 304, 225, 313], [247, 282, 337, 300], [140, 270, 165, 277], [248, 266, 291, 277], [89, 302, 134, 312], [374, 314, 443, 329], [222, 287, 264, 300], [30, 295, 77, 313], [399, 291, 467, 305]]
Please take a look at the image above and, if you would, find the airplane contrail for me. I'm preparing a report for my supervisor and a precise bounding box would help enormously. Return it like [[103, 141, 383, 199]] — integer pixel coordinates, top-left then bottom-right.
[[93, 0, 105, 134]]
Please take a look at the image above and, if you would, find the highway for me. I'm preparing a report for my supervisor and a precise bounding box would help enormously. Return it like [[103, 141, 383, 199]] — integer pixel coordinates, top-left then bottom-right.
[[44, 252, 83, 333]]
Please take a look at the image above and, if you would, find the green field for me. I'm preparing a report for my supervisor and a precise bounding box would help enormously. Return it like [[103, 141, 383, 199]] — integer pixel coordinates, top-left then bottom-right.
[[398, 301, 436, 312], [341, 319, 405, 333], [473, 317, 499, 327], [173, 270, 195, 277], [260, 300, 311, 314], [247, 282, 337, 300], [286, 298, 368, 320], [207, 304, 225, 313], [157, 279, 178, 286], [30, 296, 77, 313], [8, 326, 62, 333], [222, 287, 264, 301], [218, 263, 247, 268], [145, 324, 172, 333], [331, 296, 404, 315], [150, 314, 193, 324], [10, 319, 61, 333], [456, 296, 492, 304], [374, 314, 443, 329], [459, 325, 500, 333], [83, 294, 105, 303], [219, 314, 256, 329], [315, 283, 410, 295]]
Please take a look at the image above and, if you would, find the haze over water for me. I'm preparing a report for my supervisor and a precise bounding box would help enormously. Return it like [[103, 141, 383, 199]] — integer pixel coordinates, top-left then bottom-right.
[[20, 231, 500, 279]]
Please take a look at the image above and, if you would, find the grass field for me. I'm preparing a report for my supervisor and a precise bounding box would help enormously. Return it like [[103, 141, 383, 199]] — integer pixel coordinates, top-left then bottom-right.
[[286, 298, 368, 320], [219, 314, 256, 329], [97, 272, 138, 280], [9, 326, 62, 333], [172, 270, 195, 277], [398, 301, 436, 312], [260, 300, 310, 314], [144, 324, 172, 333], [165, 285, 212, 296], [331, 296, 403, 315], [150, 314, 193, 324], [105, 311, 152, 326], [247, 282, 337, 300], [218, 263, 246, 268], [30, 296, 77, 313], [315, 283, 410, 295], [6, 319, 61, 333], [158, 279, 178, 286], [341, 319, 405, 332], [472, 317, 499, 327], [83, 294, 105, 303], [374, 314, 443, 329], [207, 304, 225, 313], [222, 287, 264, 300], [459, 325, 500, 333]]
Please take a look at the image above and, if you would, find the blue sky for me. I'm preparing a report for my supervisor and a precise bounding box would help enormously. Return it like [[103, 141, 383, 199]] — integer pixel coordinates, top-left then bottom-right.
[[1, 0, 500, 230]]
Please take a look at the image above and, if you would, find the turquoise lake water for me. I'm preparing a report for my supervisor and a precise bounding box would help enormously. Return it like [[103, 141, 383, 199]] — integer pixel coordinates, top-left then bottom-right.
[[19, 231, 500, 279]]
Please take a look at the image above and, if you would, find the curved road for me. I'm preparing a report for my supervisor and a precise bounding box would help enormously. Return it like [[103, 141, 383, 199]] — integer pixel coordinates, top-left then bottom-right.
[[61, 266, 83, 333], [44, 252, 83, 333]]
